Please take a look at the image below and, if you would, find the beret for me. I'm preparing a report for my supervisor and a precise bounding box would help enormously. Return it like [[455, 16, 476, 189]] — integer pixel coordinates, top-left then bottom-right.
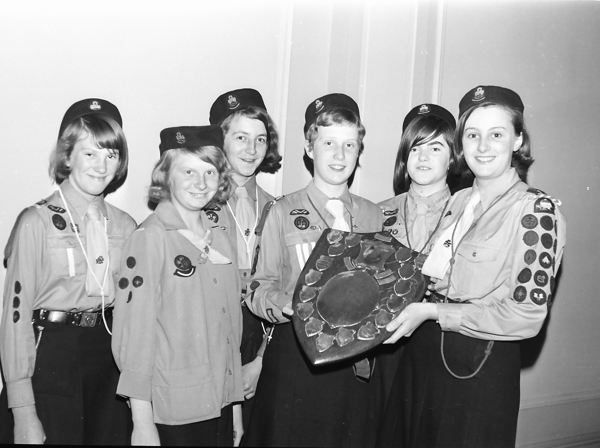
[[459, 85, 524, 118], [159, 125, 224, 155], [58, 98, 122, 138], [304, 93, 360, 134], [402, 103, 456, 133], [209, 88, 266, 125]]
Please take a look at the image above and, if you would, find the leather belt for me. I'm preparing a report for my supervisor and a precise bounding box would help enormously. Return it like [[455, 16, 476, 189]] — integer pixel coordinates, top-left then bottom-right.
[[33, 307, 112, 328], [427, 292, 462, 304]]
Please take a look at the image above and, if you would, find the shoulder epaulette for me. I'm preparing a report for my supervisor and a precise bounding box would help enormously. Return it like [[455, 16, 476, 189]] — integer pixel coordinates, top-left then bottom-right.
[[255, 195, 283, 237], [527, 187, 546, 195]]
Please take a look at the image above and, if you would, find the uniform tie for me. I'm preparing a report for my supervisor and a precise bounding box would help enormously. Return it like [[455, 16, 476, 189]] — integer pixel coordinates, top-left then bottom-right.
[[235, 186, 256, 269], [325, 199, 350, 231], [85, 202, 109, 297], [423, 190, 481, 279], [410, 200, 430, 251]]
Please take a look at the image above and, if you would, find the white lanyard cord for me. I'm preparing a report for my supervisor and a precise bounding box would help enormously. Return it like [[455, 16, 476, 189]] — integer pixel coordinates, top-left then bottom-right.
[[58, 187, 112, 335], [226, 185, 259, 262]]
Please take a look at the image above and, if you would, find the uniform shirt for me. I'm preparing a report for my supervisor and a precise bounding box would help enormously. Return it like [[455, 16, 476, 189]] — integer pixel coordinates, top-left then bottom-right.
[[245, 180, 384, 324], [431, 168, 567, 341], [0, 179, 136, 408], [111, 201, 243, 425], [379, 185, 450, 252], [205, 175, 274, 287]]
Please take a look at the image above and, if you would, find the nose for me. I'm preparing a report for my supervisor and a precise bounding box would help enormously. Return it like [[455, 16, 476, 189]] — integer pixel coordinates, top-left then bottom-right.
[[418, 148, 429, 161], [333, 145, 345, 161], [95, 156, 108, 174], [245, 140, 257, 156], [195, 174, 207, 190], [478, 137, 490, 153]]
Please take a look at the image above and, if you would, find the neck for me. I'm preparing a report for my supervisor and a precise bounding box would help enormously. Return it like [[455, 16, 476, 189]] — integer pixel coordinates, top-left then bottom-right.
[[410, 181, 447, 198], [232, 172, 253, 187], [313, 178, 348, 198]]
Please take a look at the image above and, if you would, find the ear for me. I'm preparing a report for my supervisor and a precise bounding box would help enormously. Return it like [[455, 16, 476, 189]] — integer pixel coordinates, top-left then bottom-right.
[[513, 133, 523, 152], [304, 140, 314, 160]]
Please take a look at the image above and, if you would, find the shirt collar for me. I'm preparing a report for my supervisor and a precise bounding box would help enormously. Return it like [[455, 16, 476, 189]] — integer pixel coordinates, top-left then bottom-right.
[[59, 179, 108, 220], [155, 201, 188, 230], [232, 175, 258, 202], [306, 179, 353, 212], [473, 167, 521, 210], [407, 184, 450, 213]]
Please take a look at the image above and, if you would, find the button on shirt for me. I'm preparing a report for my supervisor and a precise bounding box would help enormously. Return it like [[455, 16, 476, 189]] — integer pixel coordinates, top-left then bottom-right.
[[0, 179, 136, 408], [111, 201, 243, 425], [429, 168, 567, 341]]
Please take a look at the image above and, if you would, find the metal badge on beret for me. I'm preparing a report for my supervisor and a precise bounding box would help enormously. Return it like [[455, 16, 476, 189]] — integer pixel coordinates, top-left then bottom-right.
[[209, 88, 267, 125], [159, 125, 224, 155], [402, 103, 456, 132], [458, 85, 524, 118], [303, 93, 360, 134], [292, 229, 429, 365], [58, 98, 123, 138]]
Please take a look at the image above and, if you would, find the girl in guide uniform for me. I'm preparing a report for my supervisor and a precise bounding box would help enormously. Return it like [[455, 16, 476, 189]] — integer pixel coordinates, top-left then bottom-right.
[[207, 89, 282, 428], [111, 126, 244, 446], [377, 86, 567, 448], [0, 98, 135, 444], [243, 94, 384, 447], [376, 103, 459, 396]]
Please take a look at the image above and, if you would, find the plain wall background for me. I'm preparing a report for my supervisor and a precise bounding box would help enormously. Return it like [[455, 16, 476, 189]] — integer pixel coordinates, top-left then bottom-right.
[[1, 1, 599, 446]]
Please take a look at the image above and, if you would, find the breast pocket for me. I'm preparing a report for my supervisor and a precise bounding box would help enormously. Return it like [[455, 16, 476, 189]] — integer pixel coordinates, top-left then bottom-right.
[[108, 235, 126, 278], [285, 230, 322, 271], [455, 241, 500, 295], [47, 235, 86, 278]]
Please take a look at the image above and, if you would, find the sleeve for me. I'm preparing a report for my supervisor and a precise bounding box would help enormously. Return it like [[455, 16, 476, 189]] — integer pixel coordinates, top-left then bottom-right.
[[0, 209, 43, 408], [111, 224, 163, 401], [437, 197, 566, 341], [244, 204, 291, 324]]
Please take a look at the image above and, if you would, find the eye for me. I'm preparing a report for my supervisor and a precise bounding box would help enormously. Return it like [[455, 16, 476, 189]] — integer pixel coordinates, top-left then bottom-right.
[[466, 133, 478, 139], [206, 170, 216, 176], [257, 137, 267, 144], [431, 146, 442, 152], [186, 170, 193, 175], [345, 142, 356, 149], [236, 135, 246, 141], [493, 132, 502, 138], [410, 147, 419, 152]]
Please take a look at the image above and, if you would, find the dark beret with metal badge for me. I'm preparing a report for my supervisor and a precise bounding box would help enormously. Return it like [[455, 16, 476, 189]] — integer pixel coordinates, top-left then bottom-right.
[[304, 93, 361, 134], [58, 98, 123, 138], [292, 229, 429, 365], [459, 85, 524, 118], [209, 88, 267, 125], [159, 125, 224, 155], [402, 103, 456, 133]]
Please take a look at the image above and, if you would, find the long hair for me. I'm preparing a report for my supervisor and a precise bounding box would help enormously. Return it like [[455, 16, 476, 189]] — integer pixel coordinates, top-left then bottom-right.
[[393, 115, 458, 195], [220, 106, 282, 174], [147, 146, 233, 210]]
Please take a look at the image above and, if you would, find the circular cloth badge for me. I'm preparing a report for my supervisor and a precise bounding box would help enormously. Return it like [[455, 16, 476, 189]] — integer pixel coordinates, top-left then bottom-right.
[[514, 285, 527, 302], [295, 217, 310, 230], [52, 214, 67, 231], [523, 231, 539, 246], [521, 214, 538, 229], [126, 256, 136, 269], [383, 216, 397, 227]]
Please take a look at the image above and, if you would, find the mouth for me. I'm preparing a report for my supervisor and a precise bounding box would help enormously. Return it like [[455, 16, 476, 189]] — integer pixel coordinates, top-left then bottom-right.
[[475, 156, 496, 163], [88, 175, 108, 182], [329, 164, 346, 172], [415, 166, 431, 171], [240, 158, 258, 164], [189, 191, 209, 199]]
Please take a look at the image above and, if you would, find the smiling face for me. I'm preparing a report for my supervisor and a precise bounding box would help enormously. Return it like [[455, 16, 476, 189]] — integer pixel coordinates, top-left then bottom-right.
[[306, 124, 360, 195], [223, 115, 268, 184], [462, 105, 523, 184], [169, 152, 219, 216], [67, 132, 119, 200], [406, 134, 451, 194]]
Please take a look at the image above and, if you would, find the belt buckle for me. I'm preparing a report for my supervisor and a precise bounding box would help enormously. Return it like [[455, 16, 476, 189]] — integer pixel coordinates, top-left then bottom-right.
[[80, 312, 97, 328]]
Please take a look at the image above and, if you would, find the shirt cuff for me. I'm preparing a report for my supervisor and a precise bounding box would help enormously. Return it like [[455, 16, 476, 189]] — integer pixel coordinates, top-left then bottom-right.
[[436, 303, 462, 332], [116, 370, 152, 401], [6, 378, 35, 409]]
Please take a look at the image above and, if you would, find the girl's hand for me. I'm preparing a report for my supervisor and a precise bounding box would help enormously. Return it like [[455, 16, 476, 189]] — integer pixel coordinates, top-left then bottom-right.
[[233, 404, 244, 447], [130, 398, 160, 446], [384, 302, 438, 344], [242, 356, 263, 399], [13, 404, 45, 444]]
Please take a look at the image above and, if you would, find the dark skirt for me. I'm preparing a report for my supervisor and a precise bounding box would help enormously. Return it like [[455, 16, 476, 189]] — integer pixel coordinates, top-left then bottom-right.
[[376, 321, 520, 448], [243, 321, 383, 448], [29, 317, 132, 445]]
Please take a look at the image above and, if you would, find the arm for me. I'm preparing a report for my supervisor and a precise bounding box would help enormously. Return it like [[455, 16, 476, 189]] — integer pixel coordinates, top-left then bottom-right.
[[233, 403, 243, 447], [130, 398, 160, 446]]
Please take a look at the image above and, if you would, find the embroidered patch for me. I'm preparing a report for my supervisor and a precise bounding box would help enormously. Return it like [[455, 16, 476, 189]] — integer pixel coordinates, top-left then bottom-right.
[[521, 214, 538, 229], [174, 255, 195, 277], [530, 288, 547, 305], [96, 256, 104, 265], [553, 238, 557, 254], [250, 280, 260, 290], [127, 291, 133, 303], [539, 252, 553, 269], [35, 199, 47, 207], [534, 270, 549, 287], [517, 268, 532, 283], [513, 286, 527, 302], [70, 223, 79, 233], [118, 278, 129, 289], [204, 204, 221, 211], [524, 249, 537, 265], [52, 214, 67, 231], [126, 257, 136, 269], [290, 209, 310, 215], [527, 187, 546, 195], [13, 297, 20, 308], [383, 209, 398, 216], [13, 311, 20, 323], [541, 233, 553, 250], [534, 197, 555, 214], [540, 216, 553, 231], [294, 217, 310, 230], [550, 276, 556, 292], [383, 216, 397, 227], [523, 231, 539, 246], [132, 276, 143, 288], [206, 211, 219, 223], [48, 205, 66, 213], [14, 281, 21, 294]]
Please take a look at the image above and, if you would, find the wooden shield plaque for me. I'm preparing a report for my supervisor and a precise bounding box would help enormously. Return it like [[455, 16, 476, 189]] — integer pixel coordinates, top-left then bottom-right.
[[292, 229, 429, 365]]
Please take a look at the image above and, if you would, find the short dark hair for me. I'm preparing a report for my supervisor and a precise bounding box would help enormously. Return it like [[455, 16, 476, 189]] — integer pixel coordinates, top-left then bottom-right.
[[49, 115, 129, 191], [220, 106, 282, 174], [147, 146, 233, 210], [393, 114, 458, 195], [455, 103, 533, 182]]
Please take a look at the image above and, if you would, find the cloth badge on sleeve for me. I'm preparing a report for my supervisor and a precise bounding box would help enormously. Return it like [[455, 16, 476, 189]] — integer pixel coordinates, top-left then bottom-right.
[[534, 197, 555, 214], [530, 289, 547, 305], [206, 211, 219, 223], [295, 217, 310, 230], [290, 209, 310, 215], [48, 205, 66, 213], [52, 214, 67, 230], [383, 216, 397, 227], [383, 209, 398, 216], [174, 255, 196, 277]]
